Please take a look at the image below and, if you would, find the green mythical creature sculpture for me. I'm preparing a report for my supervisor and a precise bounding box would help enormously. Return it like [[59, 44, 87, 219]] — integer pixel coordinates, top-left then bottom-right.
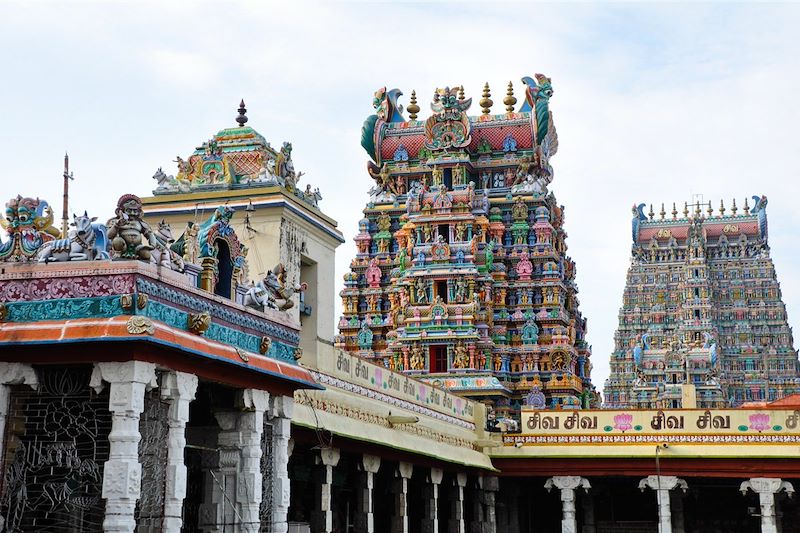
[[0, 196, 60, 262], [424, 86, 472, 151], [520, 74, 554, 148], [361, 87, 406, 164]]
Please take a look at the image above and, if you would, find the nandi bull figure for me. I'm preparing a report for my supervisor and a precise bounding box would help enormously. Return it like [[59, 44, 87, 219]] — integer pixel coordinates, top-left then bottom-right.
[[150, 220, 185, 272], [38, 211, 110, 262], [244, 263, 307, 312]]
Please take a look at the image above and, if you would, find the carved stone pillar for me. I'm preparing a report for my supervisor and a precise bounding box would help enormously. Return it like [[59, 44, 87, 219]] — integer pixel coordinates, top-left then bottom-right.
[[355, 454, 381, 533], [581, 491, 596, 533], [422, 467, 443, 533], [545, 476, 591, 533], [740, 477, 795, 533], [92, 361, 157, 532], [669, 490, 685, 533], [479, 475, 499, 533], [638, 475, 688, 533], [160, 371, 198, 532], [507, 482, 521, 533], [448, 472, 467, 533], [270, 395, 295, 533], [203, 389, 269, 532], [0, 363, 38, 459], [391, 462, 414, 533], [312, 447, 341, 533]]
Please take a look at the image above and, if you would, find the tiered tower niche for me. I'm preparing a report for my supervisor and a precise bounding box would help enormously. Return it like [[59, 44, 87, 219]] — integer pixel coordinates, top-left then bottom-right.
[[337, 79, 597, 414], [604, 198, 800, 408]]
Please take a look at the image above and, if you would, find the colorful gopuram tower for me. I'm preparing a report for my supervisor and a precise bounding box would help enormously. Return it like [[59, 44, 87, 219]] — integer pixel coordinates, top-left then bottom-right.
[[604, 197, 800, 408], [336, 78, 596, 414]]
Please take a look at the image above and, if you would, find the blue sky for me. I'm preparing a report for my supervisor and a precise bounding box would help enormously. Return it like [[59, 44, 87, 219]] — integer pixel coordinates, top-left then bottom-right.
[[2, 1, 799, 388]]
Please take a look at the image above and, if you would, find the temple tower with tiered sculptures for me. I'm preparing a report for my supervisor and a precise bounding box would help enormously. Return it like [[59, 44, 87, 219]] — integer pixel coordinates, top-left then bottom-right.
[[604, 197, 800, 408], [336, 78, 597, 415]]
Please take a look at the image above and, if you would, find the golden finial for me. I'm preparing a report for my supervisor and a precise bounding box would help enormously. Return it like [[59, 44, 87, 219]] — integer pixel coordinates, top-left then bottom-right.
[[683, 202, 689, 218], [648, 204, 654, 220], [719, 199, 725, 216], [694, 202, 701, 218], [731, 198, 738, 215], [480, 82, 493, 115], [744, 197, 750, 215], [707, 201, 713, 217], [659, 203, 666, 220], [458, 85, 465, 101], [407, 90, 420, 121], [503, 81, 517, 113], [671, 202, 678, 220]]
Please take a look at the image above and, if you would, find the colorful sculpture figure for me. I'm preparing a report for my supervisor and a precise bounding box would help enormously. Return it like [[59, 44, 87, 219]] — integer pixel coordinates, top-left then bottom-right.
[[38, 211, 109, 262], [150, 220, 185, 272], [0, 196, 59, 262], [107, 194, 156, 261], [357, 322, 374, 350], [424, 86, 472, 151], [244, 263, 307, 312]]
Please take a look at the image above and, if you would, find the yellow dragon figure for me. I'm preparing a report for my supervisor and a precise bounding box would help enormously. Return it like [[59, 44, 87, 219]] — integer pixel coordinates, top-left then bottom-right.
[[0, 196, 59, 261]]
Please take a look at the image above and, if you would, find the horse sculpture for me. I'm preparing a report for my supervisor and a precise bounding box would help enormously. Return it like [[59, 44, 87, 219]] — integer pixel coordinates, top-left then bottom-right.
[[244, 263, 307, 312], [38, 212, 109, 263], [150, 220, 185, 272]]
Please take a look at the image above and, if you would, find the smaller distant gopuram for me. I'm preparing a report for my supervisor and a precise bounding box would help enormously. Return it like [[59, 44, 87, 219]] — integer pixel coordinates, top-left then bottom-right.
[[604, 197, 800, 408]]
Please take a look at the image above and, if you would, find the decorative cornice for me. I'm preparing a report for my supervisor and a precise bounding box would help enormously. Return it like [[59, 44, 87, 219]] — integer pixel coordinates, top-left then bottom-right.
[[313, 371, 475, 430], [136, 278, 299, 344]]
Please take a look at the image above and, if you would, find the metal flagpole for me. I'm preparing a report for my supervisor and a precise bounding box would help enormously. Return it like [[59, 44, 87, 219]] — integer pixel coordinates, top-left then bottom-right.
[[61, 152, 74, 238]]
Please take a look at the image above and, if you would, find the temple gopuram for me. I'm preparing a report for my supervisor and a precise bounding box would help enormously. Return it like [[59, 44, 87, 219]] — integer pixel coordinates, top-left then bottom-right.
[[336, 77, 597, 414], [604, 198, 800, 409]]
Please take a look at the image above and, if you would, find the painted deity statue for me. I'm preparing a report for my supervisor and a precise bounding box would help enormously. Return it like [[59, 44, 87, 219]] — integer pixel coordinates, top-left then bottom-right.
[[453, 342, 470, 369], [274, 142, 303, 192], [244, 263, 307, 312], [0, 196, 59, 262], [410, 344, 425, 370], [107, 194, 156, 261]]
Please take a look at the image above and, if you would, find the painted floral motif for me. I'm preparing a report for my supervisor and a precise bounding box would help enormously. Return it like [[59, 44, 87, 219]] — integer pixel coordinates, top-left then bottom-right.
[[613, 413, 633, 432], [749, 413, 771, 432]]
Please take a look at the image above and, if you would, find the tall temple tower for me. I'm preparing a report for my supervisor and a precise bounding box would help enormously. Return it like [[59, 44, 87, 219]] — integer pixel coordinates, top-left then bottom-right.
[[336, 78, 597, 414], [604, 197, 800, 408]]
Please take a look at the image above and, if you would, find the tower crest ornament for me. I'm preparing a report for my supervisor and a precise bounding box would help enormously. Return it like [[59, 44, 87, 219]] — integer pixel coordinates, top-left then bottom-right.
[[424, 86, 472, 151]]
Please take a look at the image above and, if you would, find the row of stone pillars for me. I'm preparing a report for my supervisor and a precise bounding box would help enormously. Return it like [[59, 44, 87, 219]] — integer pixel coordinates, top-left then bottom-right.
[[0, 361, 295, 533], [306, 448, 498, 533], [545, 475, 795, 533]]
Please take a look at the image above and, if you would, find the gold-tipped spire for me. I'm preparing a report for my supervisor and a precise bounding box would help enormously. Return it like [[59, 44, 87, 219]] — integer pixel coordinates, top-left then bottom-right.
[[719, 199, 726, 216], [648, 204, 654, 220], [659, 203, 666, 220], [694, 202, 702, 218], [683, 201, 689, 218], [480, 82, 493, 115], [731, 198, 738, 215], [407, 90, 420, 121], [503, 81, 517, 113], [458, 85, 465, 101], [744, 197, 750, 215], [707, 201, 713, 217], [672, 202, 678, 220]]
